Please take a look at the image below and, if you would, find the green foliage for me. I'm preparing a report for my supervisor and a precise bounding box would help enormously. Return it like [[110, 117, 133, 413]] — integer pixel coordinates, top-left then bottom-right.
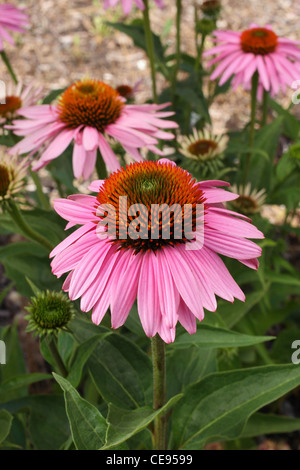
[[0, 0, 300, 452]]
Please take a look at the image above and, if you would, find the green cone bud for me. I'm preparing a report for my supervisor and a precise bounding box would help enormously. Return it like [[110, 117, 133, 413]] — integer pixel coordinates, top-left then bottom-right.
[[25, 290, 74, 338], [197, 18, 216, 36], [200, 0, 221, 18]]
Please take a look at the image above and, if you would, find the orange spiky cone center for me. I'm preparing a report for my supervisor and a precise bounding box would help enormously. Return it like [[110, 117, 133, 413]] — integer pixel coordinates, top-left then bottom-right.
[[57, 79, 124, 132]]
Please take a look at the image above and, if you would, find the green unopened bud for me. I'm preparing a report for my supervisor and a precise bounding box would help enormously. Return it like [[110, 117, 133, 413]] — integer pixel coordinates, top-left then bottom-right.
[[200, 0, 222, 18], [197, 18, 216, 36], [25, 290, 74, 338]]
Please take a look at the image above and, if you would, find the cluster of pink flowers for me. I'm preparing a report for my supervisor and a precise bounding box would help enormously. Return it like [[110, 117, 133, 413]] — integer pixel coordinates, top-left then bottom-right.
[[6, 3, 300, 344]]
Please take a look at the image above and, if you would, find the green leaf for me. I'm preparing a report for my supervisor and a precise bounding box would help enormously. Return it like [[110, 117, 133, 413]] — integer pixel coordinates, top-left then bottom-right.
[[53, 373, 107, 450], [269, 98, 300, 140], [0, 410, 13, 444], [106, 20, 166, 75], [166, 347, 217, 399], [71, 317, 152, 409], [270, 327, 300, 364], [0, 282, 14, 305], [249, 116, 283, 190], [172, 364, 300, 449], [265, 271, 300, 287], [0, 242, 61, 297], [102, 394, 183, 450], [42, 88, 66, 104], [67, 335, 105, 387], [218, 290, 267, 328], [240, 412, 300, 438], [0, 321, 27, 385], [171, 325, 273, 349], [0, 373, 51, 403], [47, 145, 76, 195], [0, 395, 69, 450]]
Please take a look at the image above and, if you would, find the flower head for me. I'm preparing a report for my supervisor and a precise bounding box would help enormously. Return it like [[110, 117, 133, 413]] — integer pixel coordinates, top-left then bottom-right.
[[0, 3, 29, 51], [178, 128, 227, 177], [0, 81, 43, 125], [115, 79, 142, 102], [102, 0, 165, 15], [203, 23, 300, 97], [200, 0, 221, 17], [7, 78, 177, 180], [50, 159, 263, 343], [25, 290, 74, 338], [230, 183, 266, 215], [0, 147, 28, 203]]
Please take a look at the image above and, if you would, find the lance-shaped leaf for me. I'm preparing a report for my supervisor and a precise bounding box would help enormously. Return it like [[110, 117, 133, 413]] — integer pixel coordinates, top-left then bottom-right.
[[0, 410, 13, 445], [53, 373, 107, 450], [102, 394, 183, 450], [172, 364, 300, 449], [171, 325, 274, 349]]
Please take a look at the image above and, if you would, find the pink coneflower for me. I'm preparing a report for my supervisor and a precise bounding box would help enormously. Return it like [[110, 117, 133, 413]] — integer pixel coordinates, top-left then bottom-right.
[[0, 81, 43, 125], [0, 3, 29, 51], [8, 78, 177, 180], [203, 23, 300, 97], [50, 159, 263, 343], [103, 0, 165, 15]]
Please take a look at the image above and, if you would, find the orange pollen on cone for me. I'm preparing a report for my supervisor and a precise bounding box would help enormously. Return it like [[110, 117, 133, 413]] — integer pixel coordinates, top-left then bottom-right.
[[0, 164, 10, 197], [240, 28, 278, 55], [188, 139, 218, 156], [96, 161, 206, 253], [0, 96, 22, 117], [57, 79, 124, 132]]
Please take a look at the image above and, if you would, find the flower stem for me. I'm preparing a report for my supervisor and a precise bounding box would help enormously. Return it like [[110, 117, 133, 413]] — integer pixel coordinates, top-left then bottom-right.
[[151, 334, 167, 450], [46, 336, 68, 378], [171, 0, 182, 101], [261, 89, 269, 127], [29, 169, 51, 211], [243, 71, 259, 184], [0, 51, 18, 84], [143, 0, 158, 103], [7, 200, 53, 251]]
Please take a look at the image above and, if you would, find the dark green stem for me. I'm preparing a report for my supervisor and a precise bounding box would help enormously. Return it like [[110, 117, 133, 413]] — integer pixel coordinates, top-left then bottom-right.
[[195, 33, 206, 76], [243, 71, 259, 184], [7, 200, 53, 251], [171, 0, 182, 100], [29, 170, 51, 211], [0, 51, 18, 84], [151, 335, 167, 450], [261, 89, 269, 127], [47, 336, 68, 378], [143, 0, 158, 103]]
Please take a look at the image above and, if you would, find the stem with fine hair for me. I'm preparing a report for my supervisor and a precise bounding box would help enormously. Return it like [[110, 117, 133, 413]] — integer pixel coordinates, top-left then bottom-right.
[[46, 336, 68, 378], [0, 51, 18, 84], [171, 0, 182, 101], [143, 0, 158, 103], [151, 334, 167, 450], [7, 199, 53, 251], [243, 71, 259, 184], [261, 89, 269, 127]]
